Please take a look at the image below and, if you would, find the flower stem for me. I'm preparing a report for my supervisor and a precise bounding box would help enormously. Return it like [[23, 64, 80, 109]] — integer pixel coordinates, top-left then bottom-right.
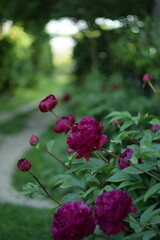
[[94, 150, 109, 163], [39, 145, 69, 169], [148, 81, 157, 94], [50, 110, 72, 129], [101, 148, 160, 182], [28, 170, 61, 205], [126, 217, 155, 231]]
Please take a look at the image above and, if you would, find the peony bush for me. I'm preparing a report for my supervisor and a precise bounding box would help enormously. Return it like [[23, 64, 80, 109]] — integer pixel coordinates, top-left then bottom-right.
[[17, 76, 160, 240]]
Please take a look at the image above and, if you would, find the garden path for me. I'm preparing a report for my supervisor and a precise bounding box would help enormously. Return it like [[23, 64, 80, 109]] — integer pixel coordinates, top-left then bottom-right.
[[0, 101, 54, 208]]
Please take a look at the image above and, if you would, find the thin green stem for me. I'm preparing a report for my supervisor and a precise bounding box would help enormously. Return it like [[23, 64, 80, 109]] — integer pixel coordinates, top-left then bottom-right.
[[28, 170, 61, 205], [126, 217, 155, 231], [101, 147, 160, 182], [50, 110, 72, 129], [94, 150, 109, 163], [148, 81, 157, 94], [40, 145, 69, 169]]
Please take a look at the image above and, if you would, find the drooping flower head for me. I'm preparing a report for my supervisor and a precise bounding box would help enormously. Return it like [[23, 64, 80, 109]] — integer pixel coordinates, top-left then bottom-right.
[[52, 200, 96, 240], [93, 190, 137, 235], [29, 135, 39, 146], [118, 148, 133, 170], [54, 115, 75, 134], [39, 94, 58, 112], [66, 117, 108, 161], [17, 158, 31, 172], [151, 124, 159, 132], [142, 73, 153, 83]]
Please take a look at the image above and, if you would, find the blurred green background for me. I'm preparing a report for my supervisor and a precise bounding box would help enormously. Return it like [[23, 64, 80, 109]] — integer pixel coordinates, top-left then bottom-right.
[[0, 0, 160, 239]]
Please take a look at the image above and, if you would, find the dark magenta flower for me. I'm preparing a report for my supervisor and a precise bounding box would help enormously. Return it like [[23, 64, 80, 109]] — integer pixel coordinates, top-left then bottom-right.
[[142, 73, 153, 83], [29, 135, 39, 146], [52, 200, 96, 240], [93, 190, 137, 235], [39, 94, 58, 112], [112, 83, 119, 90], [112, 120, 120, 125], [151, 124, 159, 132], [17, 158, 31, 172], [118, 148, 133, 170], [66, 117, 107, 161], [61, 93, 71, 102], [54, 115, 75, 134]]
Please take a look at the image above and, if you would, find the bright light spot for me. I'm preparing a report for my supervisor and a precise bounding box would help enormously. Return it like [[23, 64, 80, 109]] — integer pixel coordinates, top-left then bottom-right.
[[45, 18, 87, 35], [95, 18, 122, 29], [49, 36, 76, 54], [2, 20, 13, 33]]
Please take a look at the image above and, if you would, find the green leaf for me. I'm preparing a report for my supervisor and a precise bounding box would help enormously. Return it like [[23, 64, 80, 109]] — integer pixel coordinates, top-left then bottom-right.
[[107, 171, 136, 183], [149, 214, 160, 224], [149, 118, 160, 125], [83, 186, 99, 198], [140, 133, 152, 148], [116, 181, 135, 190], [122, 163, 155, 175], [140, 203, 158, 223], [46, 139, 55, 152], [140, 147, 159, 157], [107, 111, 132, 120], [62, 193, 81, 203], [120, 120, 133, 131], [143, 183, 160, 202]]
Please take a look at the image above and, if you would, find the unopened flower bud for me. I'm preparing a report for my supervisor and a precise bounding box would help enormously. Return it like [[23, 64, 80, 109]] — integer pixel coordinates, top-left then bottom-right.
[[112, 120, 120, 125], [29, 135, 39, 146], [17, 158, 31, 172], [151, 124, 159, 132], [39, 94, 58, 112], [142, 73, 153, 83]]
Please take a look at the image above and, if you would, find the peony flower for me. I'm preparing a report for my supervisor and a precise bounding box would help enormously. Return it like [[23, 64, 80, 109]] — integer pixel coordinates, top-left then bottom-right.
[[52, 200, 96, 240], [39, 94, 58, 112], [54, 115, 75, 134], [112, 119, 120, 125], [66, 116, 107, 161], [61, 93, 71, 102], [112, 83, 119, 89], [142, 73, 153, 83], [17, 158, 31, 172], [29, 135, 39, 146], [93, 190, 137, 235], [118, 148, 133, 170], [151, 124, 159, 132]]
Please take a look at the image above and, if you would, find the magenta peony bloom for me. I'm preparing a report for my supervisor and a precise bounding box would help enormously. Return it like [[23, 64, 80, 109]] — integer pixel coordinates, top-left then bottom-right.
[[93, 190, 137, 235], [112, 83, 119, 90], [52, 200, 96, 240], [66, 117, 108, 161], [112, 119, 120, 125], [151, 124, 159, 132], [54, 115, 75, 134], [61, 93, 71, 102], [29, 135, 39, 146], [142, 73, 153, 83], [39, 94, 58, 112], [118, 148, 133, 170], [17, 158, 31, 172]]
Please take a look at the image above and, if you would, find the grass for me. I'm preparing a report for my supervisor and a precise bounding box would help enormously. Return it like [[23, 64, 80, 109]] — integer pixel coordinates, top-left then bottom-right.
[[0, 203, 52, 240]]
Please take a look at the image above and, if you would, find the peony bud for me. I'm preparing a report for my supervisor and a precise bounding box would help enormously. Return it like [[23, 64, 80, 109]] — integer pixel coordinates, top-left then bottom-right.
[[29, 135, 39, 146], [17, 158, 31, 172], [142, 73, 153, 83], [39, 94, 58, 112], [151, 124, 159, 132], [112, 119, 120, 125]]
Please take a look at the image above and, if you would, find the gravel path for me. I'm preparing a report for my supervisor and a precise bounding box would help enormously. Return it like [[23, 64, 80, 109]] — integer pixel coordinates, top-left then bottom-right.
[[0, 102, 55, 208]]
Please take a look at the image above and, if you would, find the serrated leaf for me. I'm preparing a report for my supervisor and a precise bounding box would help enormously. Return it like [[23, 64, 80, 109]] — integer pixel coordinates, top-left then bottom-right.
[[143, 183, 160, 202]]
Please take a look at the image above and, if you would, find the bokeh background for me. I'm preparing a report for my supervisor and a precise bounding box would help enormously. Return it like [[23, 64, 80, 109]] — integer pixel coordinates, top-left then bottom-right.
[[0, 1, 160, 239]]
